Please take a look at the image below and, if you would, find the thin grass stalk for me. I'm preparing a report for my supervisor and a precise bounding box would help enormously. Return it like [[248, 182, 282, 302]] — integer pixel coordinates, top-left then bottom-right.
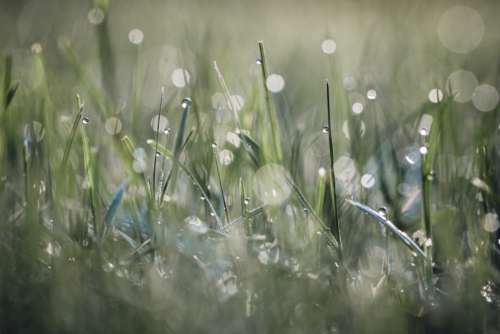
[[257, 41, 282, 162], [61, 94, 84, 170], [214, 145, 230, 224], [152, 87, 165, 200], [326, 81, 343, 263]]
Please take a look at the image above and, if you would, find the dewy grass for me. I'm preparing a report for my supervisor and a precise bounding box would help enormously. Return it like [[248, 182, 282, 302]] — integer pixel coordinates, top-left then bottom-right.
[[3, 4, 500, 332]]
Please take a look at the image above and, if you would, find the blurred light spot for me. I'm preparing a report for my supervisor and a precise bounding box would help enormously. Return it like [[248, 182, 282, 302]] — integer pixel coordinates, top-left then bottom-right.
[[419, 146, 428, 155], [171, 68, 190, 88], [132, 159, 147, 173], [104, 117, 122, 135], [334, 156, 357, 182], [343, 75, 356, 91], [128, 28, 144, 45], [318, 167, 326, 177], [31, 43, 42, 54], [219, 149, 234, 166], [483, 212, 499, 232], [352, 102, 364, 114], [360, 173, 376, 189], [321, 39, 337, 54], [150, 115, 169, 132], [226, 132, 241, 148], [133, 147, 146, 160], [447, 70, 478, 103], [230, 95, 244, 111], [342, 120, 366, 140], [472, 84, 499, 112], [254, 164, 291, 205], [428, 88, 443, 103], [266, 74, 285, 93], [185, 216, 208, 234], [438, 6, 484, 54], [366, 89, 377, 100], [87, 7, 104, 25], [212, 92, 225, 109]]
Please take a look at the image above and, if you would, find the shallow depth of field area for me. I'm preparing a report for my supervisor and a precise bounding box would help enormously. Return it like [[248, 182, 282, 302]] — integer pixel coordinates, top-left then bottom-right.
[[2, 0, 500, 333]]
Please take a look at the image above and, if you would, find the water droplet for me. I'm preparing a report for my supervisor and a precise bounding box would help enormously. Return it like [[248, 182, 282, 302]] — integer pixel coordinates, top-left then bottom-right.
[[155, 151, 161, 157], [256, 58, 262, 65], [82, 117, 89, 125], [163, 127, 171, 135], [426, 170, 435, 181], [428, 88, 443, 103], [318, 167, 326, 177], [419, 128, 429, 136], [322, 126, 329, 134], [200, 195, 206, 201], [244, 198, 250, 205], [366, 89, 377, 100], [352, 102, 364, 114], [377, 207, 388, 219], [360, 173, 376, 189], [179, 98, 192, 110], [419, 146, 428, 155]]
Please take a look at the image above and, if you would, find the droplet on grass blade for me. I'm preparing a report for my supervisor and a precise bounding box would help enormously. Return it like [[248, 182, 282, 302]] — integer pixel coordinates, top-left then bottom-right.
[[82, 116, 90, 125], [181, 97, 192, 109], [360, 173, 376, 189], [418, 114, 433, 137], [366, 89, 377, 100], [428, 88, 443, 103]]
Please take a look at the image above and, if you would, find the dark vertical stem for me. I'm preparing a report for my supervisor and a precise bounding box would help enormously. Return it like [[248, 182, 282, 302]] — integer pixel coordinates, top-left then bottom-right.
[[326, 81, 343, 263], [152, 88, 164, 201], [214, 148, 230, 224]]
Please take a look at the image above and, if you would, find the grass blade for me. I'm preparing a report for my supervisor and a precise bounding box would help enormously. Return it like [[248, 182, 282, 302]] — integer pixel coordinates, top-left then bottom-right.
[[346, 199, 426, 259], [61, 94, 84, 170], [325, 81, 343, 261]]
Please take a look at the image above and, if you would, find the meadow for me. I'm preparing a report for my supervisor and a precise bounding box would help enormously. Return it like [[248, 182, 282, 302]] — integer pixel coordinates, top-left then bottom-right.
[[1, 0, 500, 333]]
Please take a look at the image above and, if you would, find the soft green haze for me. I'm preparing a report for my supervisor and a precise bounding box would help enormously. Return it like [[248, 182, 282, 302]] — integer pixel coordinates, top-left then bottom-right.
[[1, 0, 500, 333]]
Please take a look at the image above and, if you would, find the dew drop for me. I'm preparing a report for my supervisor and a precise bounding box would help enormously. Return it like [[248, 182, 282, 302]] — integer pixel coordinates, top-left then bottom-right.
[[419, 146, 428, 155], [322, 126, 329, 134], [377, 207, 388, 219], [366, 89, 377, 100], [256, 58, 262, 65], [181, 97, 192, 109], [82, 116, 89, 125]]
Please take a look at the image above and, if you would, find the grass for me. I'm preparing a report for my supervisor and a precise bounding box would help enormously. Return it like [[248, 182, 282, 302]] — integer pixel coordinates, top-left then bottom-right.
[[2, 2, 500, 333]]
